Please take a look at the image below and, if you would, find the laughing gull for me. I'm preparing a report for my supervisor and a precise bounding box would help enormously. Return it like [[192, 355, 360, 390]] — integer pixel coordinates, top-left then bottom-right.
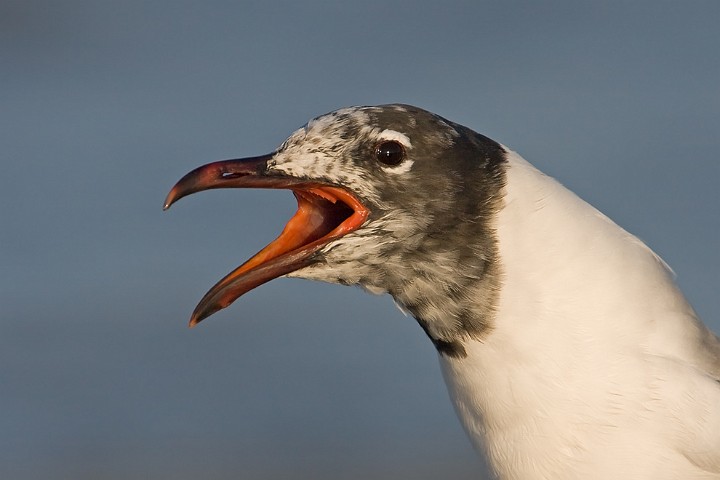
[[165, 104, 720, 479]]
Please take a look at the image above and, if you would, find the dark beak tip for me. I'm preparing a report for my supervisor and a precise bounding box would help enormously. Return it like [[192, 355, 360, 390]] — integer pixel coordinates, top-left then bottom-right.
[[189, 303, 215, 328], [188, 312, 202, 328], [163, 186, 182, 211]]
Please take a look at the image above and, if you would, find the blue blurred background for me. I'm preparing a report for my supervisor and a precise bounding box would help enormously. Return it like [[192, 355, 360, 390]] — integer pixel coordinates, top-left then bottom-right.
[[2, 1, 718, 479]]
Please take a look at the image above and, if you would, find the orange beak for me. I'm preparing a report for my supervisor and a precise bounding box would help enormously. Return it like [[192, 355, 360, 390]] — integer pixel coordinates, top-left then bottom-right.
[[164, 154, 370, 326]]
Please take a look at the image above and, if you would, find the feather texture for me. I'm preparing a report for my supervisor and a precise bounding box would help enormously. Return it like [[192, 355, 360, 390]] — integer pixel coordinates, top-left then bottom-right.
[[441, 151, 720, 479]]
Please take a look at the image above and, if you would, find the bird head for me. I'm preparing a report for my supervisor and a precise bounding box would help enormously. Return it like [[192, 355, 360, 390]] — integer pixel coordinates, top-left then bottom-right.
[[165, 104, 507, 357]]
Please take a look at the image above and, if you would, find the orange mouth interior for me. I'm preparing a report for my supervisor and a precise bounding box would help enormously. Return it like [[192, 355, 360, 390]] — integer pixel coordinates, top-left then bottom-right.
[[231, 185, 369, 278]]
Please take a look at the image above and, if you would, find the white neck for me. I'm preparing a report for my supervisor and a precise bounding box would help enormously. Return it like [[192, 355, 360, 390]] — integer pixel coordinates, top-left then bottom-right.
[[439, 151, 713, 479]]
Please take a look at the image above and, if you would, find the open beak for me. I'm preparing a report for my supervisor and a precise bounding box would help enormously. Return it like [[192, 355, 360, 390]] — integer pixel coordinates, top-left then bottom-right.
[[164, 153, 370, 327]]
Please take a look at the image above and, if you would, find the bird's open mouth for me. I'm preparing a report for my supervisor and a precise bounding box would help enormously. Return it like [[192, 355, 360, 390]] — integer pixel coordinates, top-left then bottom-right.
[[164, 154, 370, 326]]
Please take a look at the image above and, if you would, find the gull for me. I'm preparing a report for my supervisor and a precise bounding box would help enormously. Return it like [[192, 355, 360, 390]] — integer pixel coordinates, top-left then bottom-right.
[[164, 104, 720, 479]]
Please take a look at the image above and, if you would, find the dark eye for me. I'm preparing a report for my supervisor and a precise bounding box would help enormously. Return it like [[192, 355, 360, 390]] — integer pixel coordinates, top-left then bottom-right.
[[375, 141, 405, 166]]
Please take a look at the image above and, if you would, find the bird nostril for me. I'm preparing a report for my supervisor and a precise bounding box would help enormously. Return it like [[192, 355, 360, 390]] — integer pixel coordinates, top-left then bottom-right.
[[221, 172, 247, 179]]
